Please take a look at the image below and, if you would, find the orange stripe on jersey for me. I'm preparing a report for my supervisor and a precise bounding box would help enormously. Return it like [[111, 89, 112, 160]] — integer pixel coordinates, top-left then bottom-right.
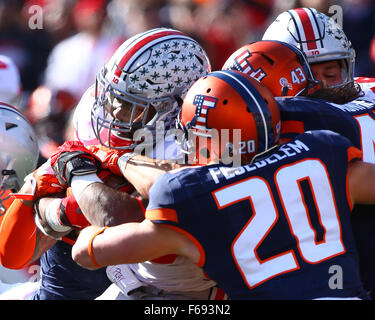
[[146, 208, 178, 262], [347, 146, 362, 162], [280, 120, 304, 135], [209, 286, 228, 300], [0, 199, 37, 269], [346, 147, 362, 211], [62, 236, 76, 245], [151, 254, 177, 264], [146, 208, 178, 223], [166, 224, 206, 267], [345, 168, 353, 212]]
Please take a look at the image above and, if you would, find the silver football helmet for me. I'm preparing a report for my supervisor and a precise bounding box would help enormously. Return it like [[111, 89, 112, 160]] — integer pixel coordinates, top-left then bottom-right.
[[91, 28, 211, 150], [262, 7, 355, 88], [0, 103, 39, 213]]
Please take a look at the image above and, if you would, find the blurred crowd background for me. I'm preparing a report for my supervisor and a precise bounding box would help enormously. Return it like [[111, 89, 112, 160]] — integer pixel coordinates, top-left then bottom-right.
[[0, 0, 374, 164]]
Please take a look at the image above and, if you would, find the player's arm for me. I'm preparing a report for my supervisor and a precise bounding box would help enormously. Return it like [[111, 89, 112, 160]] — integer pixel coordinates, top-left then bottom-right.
[[30, 228, 57, 263], [74, 179, 145, 226], [348, 160, 375, 205], [118, 154, 187, 199], [0, 180, 58, 269], [0, 157, 90, 269], [72, 169, 200, 270], [72, 219, 199, 270], [50, 141, 147, 227]]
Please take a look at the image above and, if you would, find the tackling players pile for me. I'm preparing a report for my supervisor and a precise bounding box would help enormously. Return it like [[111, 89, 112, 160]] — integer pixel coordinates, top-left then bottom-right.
[[0, 7, 375, 300]]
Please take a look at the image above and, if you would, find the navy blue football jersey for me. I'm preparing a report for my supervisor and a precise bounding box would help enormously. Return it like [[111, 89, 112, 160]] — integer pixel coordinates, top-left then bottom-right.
[[32, 241, 111, 300], [277, 96, 375, 162], [146, 130, 369, 300], [278, 96, 375, 297]]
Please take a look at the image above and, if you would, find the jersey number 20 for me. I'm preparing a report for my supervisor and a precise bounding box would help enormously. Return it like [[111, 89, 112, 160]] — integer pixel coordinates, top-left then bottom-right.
[[212, 159, 345, 289]]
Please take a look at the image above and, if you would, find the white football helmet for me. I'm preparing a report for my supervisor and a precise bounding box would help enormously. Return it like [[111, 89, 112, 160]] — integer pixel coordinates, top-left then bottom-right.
[[262, 7, 355, 88], [0, 55, 21, 106], [0, 103, 39, 213], [92, 28, 211, 150]]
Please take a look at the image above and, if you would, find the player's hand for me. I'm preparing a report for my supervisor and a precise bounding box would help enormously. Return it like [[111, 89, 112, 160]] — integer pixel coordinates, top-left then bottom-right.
[[11, 159, 66, 202], [50, 140, 102, 186], [87, 144, 128, 176]]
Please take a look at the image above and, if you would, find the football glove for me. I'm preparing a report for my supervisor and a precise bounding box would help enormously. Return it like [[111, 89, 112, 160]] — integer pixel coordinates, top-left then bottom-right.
[[50, 140, 102, 186]]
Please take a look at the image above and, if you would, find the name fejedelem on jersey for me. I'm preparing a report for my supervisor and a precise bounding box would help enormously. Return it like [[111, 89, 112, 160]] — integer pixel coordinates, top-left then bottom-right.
[[330, 97, 375, 113], [209, 139, 309, 184]]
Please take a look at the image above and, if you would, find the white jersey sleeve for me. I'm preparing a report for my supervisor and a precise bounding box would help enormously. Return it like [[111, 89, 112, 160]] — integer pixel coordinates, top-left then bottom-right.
[[129, 256, 217, 293], [72, 85, 100, 146], [355, 77, 375, 102]]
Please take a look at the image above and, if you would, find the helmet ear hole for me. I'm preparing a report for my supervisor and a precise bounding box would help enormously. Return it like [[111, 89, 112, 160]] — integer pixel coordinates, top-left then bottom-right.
[[5, 123, 17, 130], [223, 99, 228, 105]]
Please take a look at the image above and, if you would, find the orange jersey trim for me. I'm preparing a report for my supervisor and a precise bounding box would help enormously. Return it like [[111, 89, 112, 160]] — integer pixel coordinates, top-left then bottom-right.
[[146, 206, 178, 264], [281, 120, 305, 135], [165, 224, 206, 267], [146, 208, 206, 266], [146, 208, 178, 223], [347, 146, 362, 163], [346, 147, 362, 211], [346, 167, 354, 212], [151, 254, 177, 264]]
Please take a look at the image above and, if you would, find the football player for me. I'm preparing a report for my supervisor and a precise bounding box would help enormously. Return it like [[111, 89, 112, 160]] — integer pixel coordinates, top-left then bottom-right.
[[262, 7, 374, 102], [72, 70, 375, 299], [261, 7, 375, 297], [222, 39, 322, 97], [56, 27, 224, 300], [2, 28, 223, 300], [0, 102, 40, 298], [0, 55, 41, 298]]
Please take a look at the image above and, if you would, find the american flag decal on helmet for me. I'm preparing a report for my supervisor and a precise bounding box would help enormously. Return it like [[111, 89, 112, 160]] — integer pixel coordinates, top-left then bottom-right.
[[234, 50, 252, 74], [232, 50, 266, 81], [193, 95, 217, 130]]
